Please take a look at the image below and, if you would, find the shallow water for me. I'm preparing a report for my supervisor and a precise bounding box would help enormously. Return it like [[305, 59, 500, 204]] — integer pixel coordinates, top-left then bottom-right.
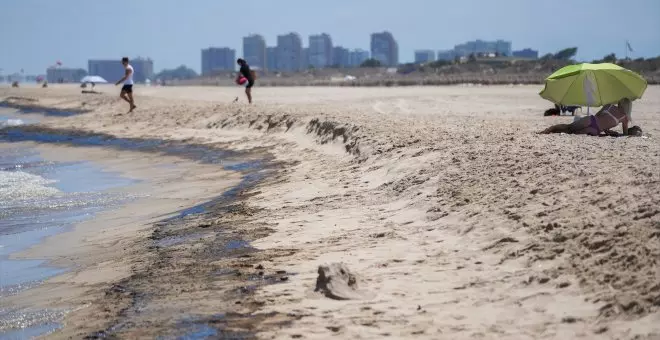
[[0, 102, 84, 117], [1, 124, 268, 222], [0, 146, 135, 290], [0, 112, 270, 338], [0, 124, 139, 337], [0, 322, 61, 340]]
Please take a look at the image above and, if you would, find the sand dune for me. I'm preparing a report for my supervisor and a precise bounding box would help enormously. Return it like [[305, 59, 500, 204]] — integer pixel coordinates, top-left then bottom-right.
[[1, 84, 659, 339]]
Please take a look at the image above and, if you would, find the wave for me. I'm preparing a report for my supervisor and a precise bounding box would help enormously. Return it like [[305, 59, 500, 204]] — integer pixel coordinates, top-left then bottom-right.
[[0, 119, 25, 128], [0, 170, 60, 205]]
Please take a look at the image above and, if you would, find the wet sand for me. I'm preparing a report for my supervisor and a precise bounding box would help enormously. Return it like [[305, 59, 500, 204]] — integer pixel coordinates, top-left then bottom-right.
[[1, 85, 659, 339], [0, 141, 249, 337]]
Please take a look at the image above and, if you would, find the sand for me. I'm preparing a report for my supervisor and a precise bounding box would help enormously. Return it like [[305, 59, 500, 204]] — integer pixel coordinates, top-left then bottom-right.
[[1, 84, 659, 339]]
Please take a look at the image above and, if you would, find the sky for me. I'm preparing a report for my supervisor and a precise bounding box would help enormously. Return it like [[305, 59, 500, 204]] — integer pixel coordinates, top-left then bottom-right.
[[1, 0, 659, 75]]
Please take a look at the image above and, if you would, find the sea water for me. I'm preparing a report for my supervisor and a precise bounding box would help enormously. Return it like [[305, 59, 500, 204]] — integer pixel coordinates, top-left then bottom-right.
[[0, 114, 138, 338]]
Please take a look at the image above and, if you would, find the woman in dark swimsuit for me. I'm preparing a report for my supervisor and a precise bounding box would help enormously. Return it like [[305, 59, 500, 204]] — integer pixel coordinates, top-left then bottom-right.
[[540, 98, 632, 136]]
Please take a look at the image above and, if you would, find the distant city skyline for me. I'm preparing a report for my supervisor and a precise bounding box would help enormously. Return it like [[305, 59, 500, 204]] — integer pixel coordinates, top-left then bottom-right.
[[1, 0, 659, 74], [201, 35, 527, 74]]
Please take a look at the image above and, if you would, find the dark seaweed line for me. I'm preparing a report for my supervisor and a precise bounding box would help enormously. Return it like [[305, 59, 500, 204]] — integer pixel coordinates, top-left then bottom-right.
[[84, 157, 276, 339], [0, 101, 90, 117], [0, 125, 240, 163]]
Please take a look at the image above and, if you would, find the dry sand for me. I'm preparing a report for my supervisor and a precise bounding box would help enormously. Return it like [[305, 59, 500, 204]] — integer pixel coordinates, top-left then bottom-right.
[[1, 84, 659, 339]]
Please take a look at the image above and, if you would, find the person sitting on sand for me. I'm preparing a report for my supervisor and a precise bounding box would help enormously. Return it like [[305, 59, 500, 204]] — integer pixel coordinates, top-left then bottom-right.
[[540, 98, 632, 136]]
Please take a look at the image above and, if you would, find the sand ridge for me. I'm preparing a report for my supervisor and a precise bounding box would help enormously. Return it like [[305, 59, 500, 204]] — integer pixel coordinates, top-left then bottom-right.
[[1, 85, 659, 339]]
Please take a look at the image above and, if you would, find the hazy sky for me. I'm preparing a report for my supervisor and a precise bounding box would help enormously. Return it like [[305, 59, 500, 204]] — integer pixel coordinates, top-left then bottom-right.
[[1, 0, 659, 74]]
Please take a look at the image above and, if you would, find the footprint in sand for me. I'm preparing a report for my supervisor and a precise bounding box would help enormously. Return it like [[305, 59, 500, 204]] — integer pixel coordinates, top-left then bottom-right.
[[372, 99, 411, 116], [372, 101, 392, 115], [395, 99, 411, 115]]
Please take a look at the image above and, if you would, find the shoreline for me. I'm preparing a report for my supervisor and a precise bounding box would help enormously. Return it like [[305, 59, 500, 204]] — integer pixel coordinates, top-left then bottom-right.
[[1, 85, 659, 339], [0, 141, 140, 338], [0, 131, 280, 338]]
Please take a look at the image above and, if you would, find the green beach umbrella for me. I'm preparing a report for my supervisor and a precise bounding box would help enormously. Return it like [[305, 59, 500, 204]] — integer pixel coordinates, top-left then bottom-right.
[[539, 63, 647, 107]]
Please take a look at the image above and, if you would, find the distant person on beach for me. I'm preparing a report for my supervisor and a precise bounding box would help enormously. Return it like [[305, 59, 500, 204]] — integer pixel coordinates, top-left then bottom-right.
[[115, 57, 137, 113], [236, 58, 255, 104], [540, 98, 632, 136]]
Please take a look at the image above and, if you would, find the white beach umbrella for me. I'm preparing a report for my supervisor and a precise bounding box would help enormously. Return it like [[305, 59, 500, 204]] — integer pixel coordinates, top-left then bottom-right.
[[81, 75, 108, 83]]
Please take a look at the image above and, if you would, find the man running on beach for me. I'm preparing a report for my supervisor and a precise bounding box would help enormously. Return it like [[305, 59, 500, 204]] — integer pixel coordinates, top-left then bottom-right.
[[115, 57, 136, 112], [236, 58, 255, 104]]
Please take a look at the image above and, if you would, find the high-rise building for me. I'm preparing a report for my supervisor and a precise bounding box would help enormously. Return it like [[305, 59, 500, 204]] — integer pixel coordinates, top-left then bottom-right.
[[88, 58, 153, 83], [276, 32, 304, 72], [414, 50, 436, 63], [370, 31, 399, 66], [46, 67, 87, 83], [349, 49, 369, 67], [88, 59, 124, 83], [131, 57, 154, 82], [5, 73, 24, 83], [302, 48, 310, 68], [243, 34, 267, 69], [332, 46, 350, 68], [201, 47, 236, 76], [495, 40, 512, 56], [436, 50, 456, 61], [266, 46, 278, 71], [512, 48, 538, 59], [453, 39, 512, 57], [308, 33, 333, 68]]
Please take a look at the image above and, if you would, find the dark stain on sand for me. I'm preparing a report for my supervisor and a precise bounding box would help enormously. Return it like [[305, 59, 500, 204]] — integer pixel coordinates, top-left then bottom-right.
[[0, 99, 90, 116]]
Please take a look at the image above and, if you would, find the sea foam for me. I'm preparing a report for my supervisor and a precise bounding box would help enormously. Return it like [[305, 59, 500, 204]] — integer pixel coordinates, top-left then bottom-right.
[[0, 119, 25, 128], [0, 170, 59, 205]]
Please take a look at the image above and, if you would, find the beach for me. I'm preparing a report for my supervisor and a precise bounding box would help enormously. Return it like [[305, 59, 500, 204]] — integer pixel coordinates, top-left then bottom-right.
[[0, 126, 255, 337], [1, 84, 659, 339]]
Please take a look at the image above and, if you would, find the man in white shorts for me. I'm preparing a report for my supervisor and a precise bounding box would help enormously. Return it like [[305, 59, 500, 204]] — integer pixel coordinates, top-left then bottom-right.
[[115, 57, 136, 113]]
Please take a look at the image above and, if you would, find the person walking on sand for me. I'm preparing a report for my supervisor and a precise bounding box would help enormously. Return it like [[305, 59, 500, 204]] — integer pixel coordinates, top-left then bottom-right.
[[115, 57, 137, 112], [236, 58, 255, 104]]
